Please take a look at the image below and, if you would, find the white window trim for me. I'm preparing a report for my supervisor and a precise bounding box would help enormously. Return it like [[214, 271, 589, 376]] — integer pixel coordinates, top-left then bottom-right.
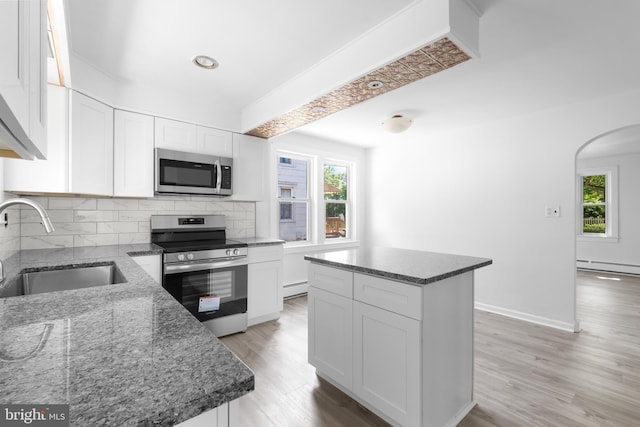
[[577, 166, 619, 242]]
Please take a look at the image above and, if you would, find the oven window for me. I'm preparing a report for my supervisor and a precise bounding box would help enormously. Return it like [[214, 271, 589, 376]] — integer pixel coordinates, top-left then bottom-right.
[[160, 159, 215, 188], [164, 265, 247, 321]]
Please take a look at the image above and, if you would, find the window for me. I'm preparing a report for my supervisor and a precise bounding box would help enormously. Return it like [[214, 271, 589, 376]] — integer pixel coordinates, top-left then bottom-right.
[[582, 175, 606, 233], [277, 155, 310, 242], [578, 167, 618, 239], [324, 163, 349, 239]]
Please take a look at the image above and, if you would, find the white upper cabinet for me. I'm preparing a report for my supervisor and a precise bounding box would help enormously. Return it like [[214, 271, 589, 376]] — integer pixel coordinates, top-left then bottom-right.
[[4, 85, 68, 193], [154, 117, 197, 152], [232, 133, 267, 201], [69, 91, 113, 196], [155, 117, 232, 156], [0, 0, 47, 159], [114, 110, 154, 197], [197, 126, 233, 157]]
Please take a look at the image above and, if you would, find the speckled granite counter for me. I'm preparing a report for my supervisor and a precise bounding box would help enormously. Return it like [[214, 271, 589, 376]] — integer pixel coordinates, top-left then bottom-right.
[[304, 247, 492, 285], [231, 237, 285, 247], [0, 244, 254, 426]]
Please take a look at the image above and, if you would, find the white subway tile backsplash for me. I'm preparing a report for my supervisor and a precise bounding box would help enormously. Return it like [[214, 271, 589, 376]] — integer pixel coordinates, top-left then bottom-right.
[[74, 210, 118, 222], [22, 235, 74, 249], [17, 195, 256, 250], [49, 197, 96, 210], [74, 233, 119, 247], [97, 221, 139, 234]]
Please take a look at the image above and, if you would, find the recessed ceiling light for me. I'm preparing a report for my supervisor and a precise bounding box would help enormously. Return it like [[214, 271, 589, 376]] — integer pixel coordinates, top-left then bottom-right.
[[193, 55, 219, 70], [368, 80, 384, 89], [312, 106, 327, 114]]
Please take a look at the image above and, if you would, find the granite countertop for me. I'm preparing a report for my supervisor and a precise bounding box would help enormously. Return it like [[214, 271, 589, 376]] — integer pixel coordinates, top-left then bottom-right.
[[304, 247, 492, 286], [0, 244, 254, 426], [231, 237, 285, 247]]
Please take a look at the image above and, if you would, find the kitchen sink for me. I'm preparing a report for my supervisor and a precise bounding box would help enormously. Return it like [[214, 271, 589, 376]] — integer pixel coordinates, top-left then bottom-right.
[[1, 262, 127, 298]]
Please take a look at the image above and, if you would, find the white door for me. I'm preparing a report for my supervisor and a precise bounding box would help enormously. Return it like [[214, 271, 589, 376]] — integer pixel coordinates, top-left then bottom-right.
[[353, 301, 421, 427], [69, 91, 114, 196], [114, 110, 154, 197], [308, 286, 353, 390]]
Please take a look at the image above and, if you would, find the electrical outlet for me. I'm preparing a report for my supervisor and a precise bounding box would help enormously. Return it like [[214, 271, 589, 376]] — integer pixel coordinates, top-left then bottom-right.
[[545, 206, 560, 217]]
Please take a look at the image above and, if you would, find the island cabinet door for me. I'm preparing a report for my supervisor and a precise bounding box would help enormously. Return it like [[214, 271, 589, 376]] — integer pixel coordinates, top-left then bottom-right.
[[308, 286, 353, 390], [353, 301, 421, 427]]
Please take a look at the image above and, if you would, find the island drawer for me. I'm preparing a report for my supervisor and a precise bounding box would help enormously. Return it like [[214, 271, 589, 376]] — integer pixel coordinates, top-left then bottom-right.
[[308, 263, 353, 298], [354, 273, 422, 320]]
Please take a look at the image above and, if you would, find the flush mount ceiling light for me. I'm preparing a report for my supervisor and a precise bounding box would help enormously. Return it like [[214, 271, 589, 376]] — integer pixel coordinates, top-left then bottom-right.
[[192, 55, 219, 70], [382, 115, 412, 133]]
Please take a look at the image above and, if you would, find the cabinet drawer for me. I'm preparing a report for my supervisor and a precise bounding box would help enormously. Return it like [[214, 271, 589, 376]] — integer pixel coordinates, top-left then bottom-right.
[[247, 245, 283, 263], [308, 263, 353, 298], [354, 273, 422, 320]]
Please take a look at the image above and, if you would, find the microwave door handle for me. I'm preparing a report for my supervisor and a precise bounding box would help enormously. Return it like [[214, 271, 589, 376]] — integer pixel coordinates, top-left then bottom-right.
[[215, 159, 222, 192]]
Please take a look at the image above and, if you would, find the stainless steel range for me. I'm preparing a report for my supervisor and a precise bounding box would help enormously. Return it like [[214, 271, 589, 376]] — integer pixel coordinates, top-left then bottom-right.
[[151, 214, 248, 337]]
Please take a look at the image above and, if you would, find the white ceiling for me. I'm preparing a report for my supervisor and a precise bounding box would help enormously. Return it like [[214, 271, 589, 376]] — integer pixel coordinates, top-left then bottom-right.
[[64, 0, 640, 151], [66, 0, 415, 111]]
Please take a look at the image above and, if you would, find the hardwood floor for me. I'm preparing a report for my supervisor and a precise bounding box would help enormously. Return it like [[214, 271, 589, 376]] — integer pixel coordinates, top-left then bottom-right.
[[221, 271, 640, 426]]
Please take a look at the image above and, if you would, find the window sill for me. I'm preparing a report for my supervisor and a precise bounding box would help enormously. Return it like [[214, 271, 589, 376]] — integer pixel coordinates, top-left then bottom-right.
[[283, 240, 361, 254], [577, 235, 619, 243]]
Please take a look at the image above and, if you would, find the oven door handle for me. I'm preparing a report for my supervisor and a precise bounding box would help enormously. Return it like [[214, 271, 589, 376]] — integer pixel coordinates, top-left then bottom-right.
[[164, 258, 247, 274]]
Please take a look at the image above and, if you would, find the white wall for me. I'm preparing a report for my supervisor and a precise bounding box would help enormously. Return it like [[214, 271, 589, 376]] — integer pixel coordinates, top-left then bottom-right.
[[365, 88, 640, 332], [577, 152, 640, 270]]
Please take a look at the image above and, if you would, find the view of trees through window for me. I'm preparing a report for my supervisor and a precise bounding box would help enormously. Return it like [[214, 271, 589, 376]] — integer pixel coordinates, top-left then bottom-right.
[[324, 164, 348, 239], [583, 174, 606, 233]]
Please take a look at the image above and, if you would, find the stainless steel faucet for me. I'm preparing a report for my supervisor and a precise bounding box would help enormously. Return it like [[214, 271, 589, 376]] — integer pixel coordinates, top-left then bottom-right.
[[0, 198, 55, 284]]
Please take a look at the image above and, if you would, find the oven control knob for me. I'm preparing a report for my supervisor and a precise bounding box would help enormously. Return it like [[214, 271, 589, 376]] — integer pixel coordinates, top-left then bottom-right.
[[177, 254, 186, 261], [233, 249, 239, 255], [226, 249, 232, 256], [187, 253, 194, 260]]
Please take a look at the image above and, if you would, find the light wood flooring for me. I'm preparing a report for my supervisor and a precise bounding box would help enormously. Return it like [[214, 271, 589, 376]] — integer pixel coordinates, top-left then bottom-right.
[[221, 271, 640, 426]]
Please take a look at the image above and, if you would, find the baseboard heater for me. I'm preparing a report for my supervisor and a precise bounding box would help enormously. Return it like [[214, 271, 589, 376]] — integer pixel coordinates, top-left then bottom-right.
[[577, 259, 640, 276]]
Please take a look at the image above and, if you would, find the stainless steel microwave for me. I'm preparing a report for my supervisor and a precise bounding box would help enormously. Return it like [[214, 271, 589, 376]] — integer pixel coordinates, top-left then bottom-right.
[[155, 148, 233, 196]]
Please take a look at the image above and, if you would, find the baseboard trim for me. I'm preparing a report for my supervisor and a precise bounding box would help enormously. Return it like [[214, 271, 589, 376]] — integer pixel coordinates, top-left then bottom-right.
[[446, 401, 476, 427], [475, 302, 579, 333], [283, 282, 308, 298], [576, 260, 640, 276]]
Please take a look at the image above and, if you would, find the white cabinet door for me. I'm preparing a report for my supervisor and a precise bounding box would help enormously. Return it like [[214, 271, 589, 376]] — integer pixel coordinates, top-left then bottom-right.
[[308, 286, 353, 390], [131, 254, 162, 284], [247, 260, 283, 325], [0, 0, 29, 134], [27, 0, 47, 157], [353, 301, 421, 427], [69, 91, 113, 196], [154, 117, 197, 152], [114, 110, 154, 197], [0, 0, 47, 159], [4, 85, 68, 193], [197, 126, 232, 157], [231, 133, 267, 201]]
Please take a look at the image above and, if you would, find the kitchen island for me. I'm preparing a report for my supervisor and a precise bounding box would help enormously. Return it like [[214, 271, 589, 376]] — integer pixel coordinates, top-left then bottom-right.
[[0, 245, 254, 426], [305, 247, 492, 427]]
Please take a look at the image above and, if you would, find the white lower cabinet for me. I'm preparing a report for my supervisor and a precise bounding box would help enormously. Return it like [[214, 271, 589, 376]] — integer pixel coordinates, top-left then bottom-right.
[[308, 263, 476, 427], [353, 300, 421, 427], [131, 254, 161, 284], [175, 399, 239, 427], [247, 245, 284, 326], [308, 286, 353, 390]]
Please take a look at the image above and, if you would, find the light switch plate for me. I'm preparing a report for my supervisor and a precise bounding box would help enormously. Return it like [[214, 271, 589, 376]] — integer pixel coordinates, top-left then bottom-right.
[[545, 206, 560, 217]]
